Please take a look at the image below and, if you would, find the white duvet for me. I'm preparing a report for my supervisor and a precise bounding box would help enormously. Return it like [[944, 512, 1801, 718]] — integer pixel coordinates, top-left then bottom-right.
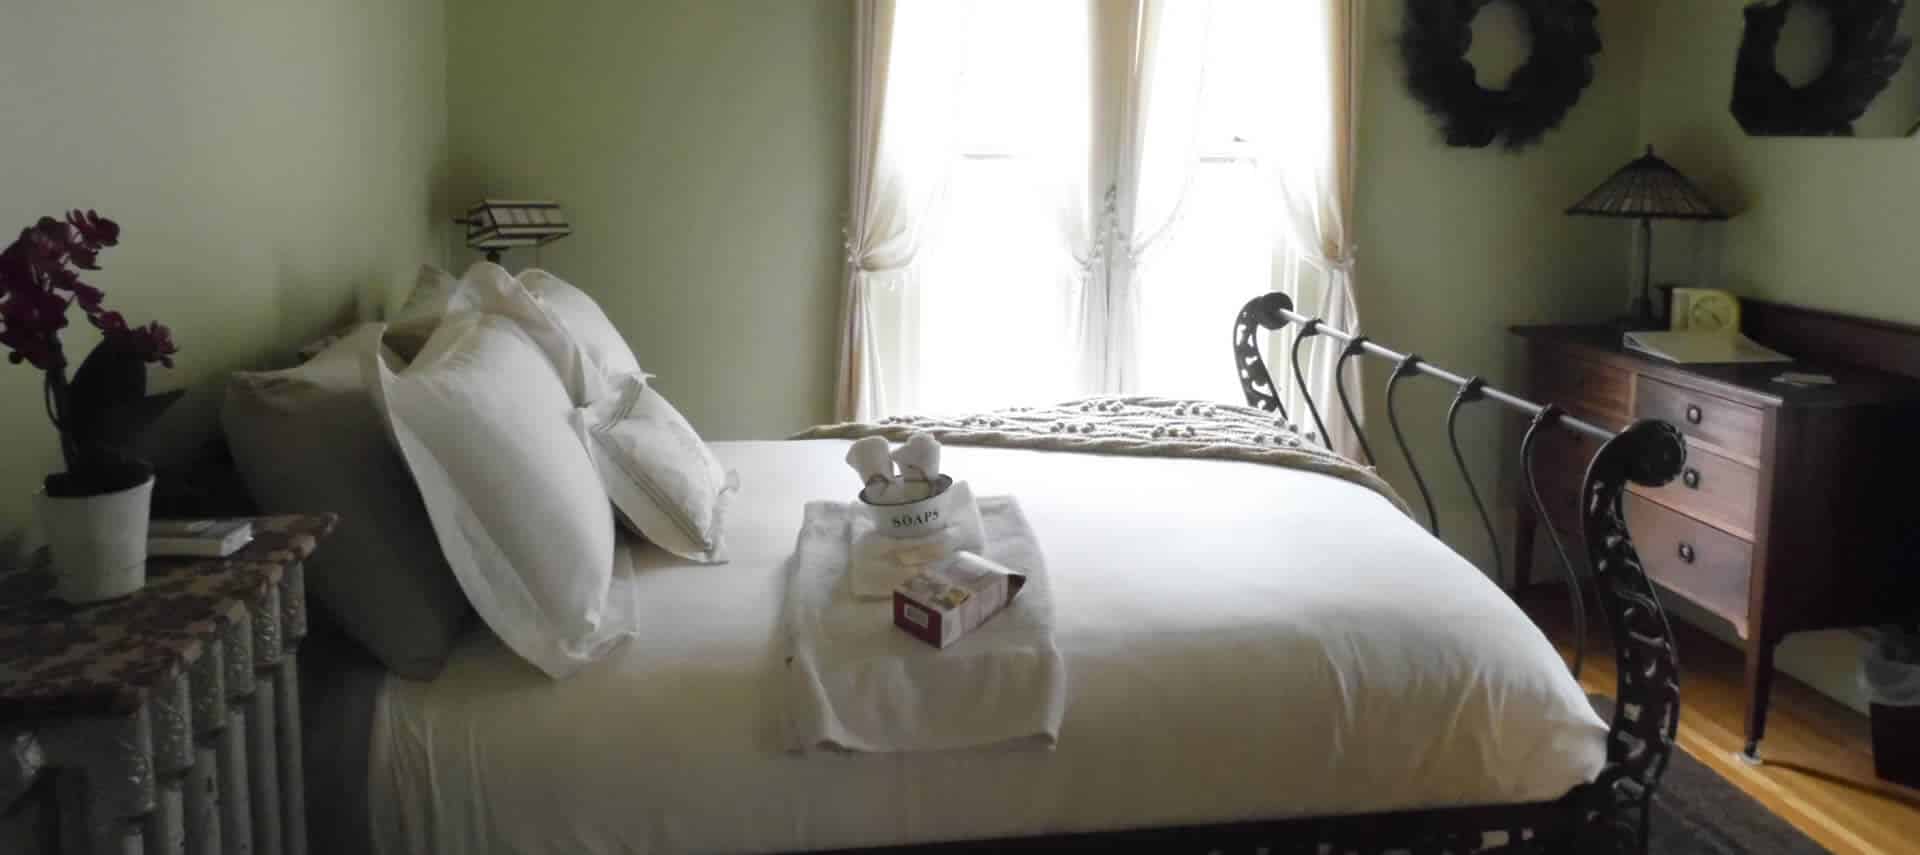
[[369, 441, 1606, 855]]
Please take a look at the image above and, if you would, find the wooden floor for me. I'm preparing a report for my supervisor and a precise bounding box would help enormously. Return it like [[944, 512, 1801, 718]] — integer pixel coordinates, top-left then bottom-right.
[[1523, 591, 1920, 854]]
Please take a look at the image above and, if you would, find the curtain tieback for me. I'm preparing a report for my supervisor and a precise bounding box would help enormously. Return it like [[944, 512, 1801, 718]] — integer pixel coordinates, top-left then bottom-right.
[[842, 224, 863, 266], [844, 224, 923, 279], [1306, 246, 1358, 278]]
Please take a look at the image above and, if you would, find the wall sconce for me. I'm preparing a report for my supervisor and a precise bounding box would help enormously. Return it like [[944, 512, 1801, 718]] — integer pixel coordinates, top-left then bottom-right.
[[455, 199, 572, 263]]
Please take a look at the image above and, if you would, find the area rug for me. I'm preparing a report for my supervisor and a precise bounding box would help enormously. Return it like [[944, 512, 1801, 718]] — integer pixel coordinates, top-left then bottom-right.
[[1591, 695, 1826, 854]]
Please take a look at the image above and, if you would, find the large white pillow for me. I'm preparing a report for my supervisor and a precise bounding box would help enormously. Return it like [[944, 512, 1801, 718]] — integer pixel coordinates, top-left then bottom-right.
[[519, 268, 642, 382], [573, 374, 738, 563], [366, 312, 633, 678], [387, 262, 611, 405]]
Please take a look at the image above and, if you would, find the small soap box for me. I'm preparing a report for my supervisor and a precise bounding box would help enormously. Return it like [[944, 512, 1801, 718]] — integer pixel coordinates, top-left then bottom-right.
[[893, 551, 1029, 648]]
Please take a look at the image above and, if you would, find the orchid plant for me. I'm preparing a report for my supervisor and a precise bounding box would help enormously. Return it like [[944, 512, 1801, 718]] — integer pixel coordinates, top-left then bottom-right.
[[0, 211, 179, 496]]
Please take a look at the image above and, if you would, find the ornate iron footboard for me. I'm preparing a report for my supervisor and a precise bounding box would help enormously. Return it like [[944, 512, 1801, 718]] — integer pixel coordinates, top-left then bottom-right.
[[829, 293, 1686, 855], [1229, 292, 1684, 853]]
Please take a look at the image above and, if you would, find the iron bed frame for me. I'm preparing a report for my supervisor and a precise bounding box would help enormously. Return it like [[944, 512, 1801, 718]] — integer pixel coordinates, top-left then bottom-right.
[[835, 293, 1686, 855]]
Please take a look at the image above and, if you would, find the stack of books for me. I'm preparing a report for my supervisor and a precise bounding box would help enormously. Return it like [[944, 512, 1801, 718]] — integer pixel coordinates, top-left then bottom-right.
[[148, 519, 254, 558]]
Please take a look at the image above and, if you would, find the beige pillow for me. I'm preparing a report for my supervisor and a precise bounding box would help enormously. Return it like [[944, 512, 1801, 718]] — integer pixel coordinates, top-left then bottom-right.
[[385, 264, 459, 362], [223, 325, 470, 680]]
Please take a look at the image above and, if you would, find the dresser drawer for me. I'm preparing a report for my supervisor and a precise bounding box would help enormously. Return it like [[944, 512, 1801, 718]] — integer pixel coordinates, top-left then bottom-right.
[[1629, 443, 1760, 540], [1624, 495, 1753, 635], [1634, 376, 1765, 463], [1527, 427, 1603, 538], [1530, 348, 1632, 428]]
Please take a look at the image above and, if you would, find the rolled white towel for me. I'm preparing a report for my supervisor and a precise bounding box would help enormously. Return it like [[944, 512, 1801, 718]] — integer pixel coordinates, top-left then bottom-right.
[[844, 436, 896, 497], [892, 432, 942, 483]]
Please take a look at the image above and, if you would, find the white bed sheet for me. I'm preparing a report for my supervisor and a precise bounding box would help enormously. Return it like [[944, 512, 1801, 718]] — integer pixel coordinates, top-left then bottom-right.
[[369, 441, 1606, 855]]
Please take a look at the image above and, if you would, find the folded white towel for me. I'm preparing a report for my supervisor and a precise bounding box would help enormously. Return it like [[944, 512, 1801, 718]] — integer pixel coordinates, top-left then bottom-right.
[[782, 495, 1064, 753], [848, 480, 987, 599]]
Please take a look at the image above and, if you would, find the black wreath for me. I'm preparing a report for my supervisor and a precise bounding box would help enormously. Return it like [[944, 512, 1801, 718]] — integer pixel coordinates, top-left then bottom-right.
[[1399, 0, 1601, 150], [1731, 0, 1913, 137]]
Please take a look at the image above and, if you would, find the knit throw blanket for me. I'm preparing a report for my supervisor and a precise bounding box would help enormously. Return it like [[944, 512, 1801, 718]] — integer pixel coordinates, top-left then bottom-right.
[[792, 396, 1407, 514]]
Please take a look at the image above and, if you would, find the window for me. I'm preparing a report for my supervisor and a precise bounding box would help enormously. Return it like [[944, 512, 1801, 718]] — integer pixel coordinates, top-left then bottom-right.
[[860, 0, 1338, 417], [889, 0, 1091, 415]]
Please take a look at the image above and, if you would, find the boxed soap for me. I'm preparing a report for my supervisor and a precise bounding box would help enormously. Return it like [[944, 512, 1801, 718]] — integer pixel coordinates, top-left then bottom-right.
[[893, 551, 1028, 648]]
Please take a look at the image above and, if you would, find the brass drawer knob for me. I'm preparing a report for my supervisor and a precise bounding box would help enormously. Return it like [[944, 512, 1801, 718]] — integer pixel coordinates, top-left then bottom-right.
[[1682, 468, 1701, 489], [1685, 404, 1703, 425], [1678, 542, 1697, 564]]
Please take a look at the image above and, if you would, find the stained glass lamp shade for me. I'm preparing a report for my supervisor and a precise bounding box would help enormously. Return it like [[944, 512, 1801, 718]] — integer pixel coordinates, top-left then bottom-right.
[[1567, 146, 1728, 325], [460, 199, 572, 263]]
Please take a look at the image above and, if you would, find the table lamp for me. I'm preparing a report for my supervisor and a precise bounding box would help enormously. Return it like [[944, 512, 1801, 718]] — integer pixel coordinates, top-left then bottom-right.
[[456, 199, 572, 264], [1567, 146, 1728, 327]]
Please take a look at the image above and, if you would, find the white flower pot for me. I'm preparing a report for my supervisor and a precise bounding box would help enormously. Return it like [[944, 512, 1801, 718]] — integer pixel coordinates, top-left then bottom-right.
[[35, 473, 155, 603]]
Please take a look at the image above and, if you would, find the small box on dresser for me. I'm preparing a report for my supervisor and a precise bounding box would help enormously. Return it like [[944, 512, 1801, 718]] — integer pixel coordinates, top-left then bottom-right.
[[0, 514, 336, 855], [1512, 302, 1920, 763]]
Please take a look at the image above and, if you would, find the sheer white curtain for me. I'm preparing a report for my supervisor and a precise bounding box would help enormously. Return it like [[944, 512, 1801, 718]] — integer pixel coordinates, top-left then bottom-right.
[[834, 0, 969, 421], [883, 0, 1093, 416], [1250, 0, 1365, 458], [1104, 0, 1214, 394], [1126, 0, 1365, 453], [839, 0, 1366, 452], [1126, 0, 1278, 405]]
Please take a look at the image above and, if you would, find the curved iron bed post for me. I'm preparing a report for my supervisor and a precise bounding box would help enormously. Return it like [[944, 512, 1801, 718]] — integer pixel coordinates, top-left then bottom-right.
[[1230, 293, 1291, 419], [1447, 378, 1506, 588], [1291, 321, 1335, 450], [1579, 420, 1686, 855], [1522, 406, 1591, 680], [1333, 339, 1378, 465], [1387, 354, 1440, 535], [1230, 294, 1682, 855]]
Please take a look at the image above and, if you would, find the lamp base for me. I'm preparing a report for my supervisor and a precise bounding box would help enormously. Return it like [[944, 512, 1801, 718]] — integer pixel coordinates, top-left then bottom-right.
[[1626, 291, 1662, 330]]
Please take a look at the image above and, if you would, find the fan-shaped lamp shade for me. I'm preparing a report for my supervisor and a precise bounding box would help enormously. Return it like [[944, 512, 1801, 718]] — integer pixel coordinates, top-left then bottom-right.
[[1568, 147, 1728, 325], [1567, 147, 1728, 221], [460, 199, 572, 262]]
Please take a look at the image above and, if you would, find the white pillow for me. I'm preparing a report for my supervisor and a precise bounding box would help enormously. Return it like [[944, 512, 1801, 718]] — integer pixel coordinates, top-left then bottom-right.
[[388, 262, 610, 405], [367, 312, 633, 678], [519, 268, 643, 381], [573, 374, 737, 563]]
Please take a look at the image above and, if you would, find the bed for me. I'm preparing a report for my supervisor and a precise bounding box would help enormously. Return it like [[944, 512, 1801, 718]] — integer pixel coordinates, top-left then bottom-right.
[[294, 292, 1685, 854]]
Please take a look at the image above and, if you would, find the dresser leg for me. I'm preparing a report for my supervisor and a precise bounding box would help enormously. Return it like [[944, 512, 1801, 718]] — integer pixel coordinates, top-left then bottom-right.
[[1742, 635, 1778, 762], [1512, 507, 1537, 593]]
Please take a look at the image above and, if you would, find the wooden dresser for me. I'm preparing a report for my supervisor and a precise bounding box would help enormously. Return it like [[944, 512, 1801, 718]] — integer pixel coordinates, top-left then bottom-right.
[[1513, 301, 1920, 761]]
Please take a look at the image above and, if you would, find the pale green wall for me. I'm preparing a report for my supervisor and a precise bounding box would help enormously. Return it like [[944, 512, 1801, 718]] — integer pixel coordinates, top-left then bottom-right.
[[446, 0, 850, 440], [0, 0, 449, 549], [1636, 0, 1917, 713], [1355, 0, 1646, 573], [1640, 1, 1920, 323]]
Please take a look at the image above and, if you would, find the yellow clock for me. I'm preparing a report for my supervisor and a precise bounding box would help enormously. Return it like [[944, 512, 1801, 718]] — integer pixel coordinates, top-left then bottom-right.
[[1670, 287, 1741, 333]]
